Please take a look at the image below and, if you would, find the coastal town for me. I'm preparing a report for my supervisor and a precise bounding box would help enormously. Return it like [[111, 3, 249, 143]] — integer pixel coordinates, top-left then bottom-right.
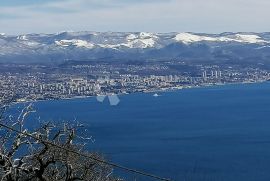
[[1, 61, 270, 103]]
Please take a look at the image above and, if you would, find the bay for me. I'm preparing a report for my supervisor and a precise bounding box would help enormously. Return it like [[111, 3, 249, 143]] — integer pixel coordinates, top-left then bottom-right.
[[12, 82, 270, 181]]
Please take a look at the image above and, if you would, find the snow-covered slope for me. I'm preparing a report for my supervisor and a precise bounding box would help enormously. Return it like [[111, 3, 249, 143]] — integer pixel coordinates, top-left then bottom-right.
[[233, 34, 267, 43], [1, 31, 270, 64], [51, 32, 161, 49], [174, 32, 268, 44], [55, 39, 95, 48], [174, 33, 218, 43]]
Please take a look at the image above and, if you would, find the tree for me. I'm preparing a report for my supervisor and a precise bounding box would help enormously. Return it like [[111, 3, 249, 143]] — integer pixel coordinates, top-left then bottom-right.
[[0, 103, 121, 181]]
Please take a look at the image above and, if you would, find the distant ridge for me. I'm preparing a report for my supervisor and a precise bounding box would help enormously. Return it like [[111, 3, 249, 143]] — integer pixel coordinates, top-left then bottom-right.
[[1, 31, 270, 64]]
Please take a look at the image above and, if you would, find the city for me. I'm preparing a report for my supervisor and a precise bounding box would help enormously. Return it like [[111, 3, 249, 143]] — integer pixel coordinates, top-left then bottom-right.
[[1, 61, 269, 104]]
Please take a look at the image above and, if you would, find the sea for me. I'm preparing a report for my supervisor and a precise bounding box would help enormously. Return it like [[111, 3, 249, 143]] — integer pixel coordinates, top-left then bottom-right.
[[11, 82, 270, 181]]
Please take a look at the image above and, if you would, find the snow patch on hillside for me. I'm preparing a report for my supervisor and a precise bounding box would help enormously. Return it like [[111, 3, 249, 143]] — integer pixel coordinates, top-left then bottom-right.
[[174, 33, 268, 44], [126, 34, 138, 41], [234, 34, 266, 44], [22, 41, 41, 47], [137, 38, 156, 48], [55, 39, 95, 48], [17, 35, 28, 41], [174, 33, 217, 43], [139, 32, 158, 39], [97, 44, 119, 49], [123, 38, 156, 48]]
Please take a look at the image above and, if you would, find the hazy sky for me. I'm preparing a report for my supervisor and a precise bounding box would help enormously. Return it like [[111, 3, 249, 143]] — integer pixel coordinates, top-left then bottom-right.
[[0, 0, 269, 35]]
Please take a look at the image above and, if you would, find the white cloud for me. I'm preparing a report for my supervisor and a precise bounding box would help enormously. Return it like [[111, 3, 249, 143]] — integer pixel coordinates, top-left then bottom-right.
[[0, 0, 270, 34]]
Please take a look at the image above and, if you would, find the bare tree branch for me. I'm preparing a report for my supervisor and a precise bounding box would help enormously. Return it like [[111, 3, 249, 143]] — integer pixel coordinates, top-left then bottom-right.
[[0, 104, 121, 181]]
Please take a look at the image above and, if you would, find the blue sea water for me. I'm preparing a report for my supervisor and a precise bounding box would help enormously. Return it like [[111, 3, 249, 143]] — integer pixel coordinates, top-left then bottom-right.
[[11, 82, 270, 181]]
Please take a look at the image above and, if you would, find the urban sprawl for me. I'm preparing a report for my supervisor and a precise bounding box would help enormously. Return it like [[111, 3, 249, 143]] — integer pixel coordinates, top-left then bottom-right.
[[0, 60, 269, 103]]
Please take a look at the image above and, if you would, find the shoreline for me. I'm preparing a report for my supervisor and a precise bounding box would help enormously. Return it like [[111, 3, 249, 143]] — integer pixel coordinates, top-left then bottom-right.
[[10, 80, 269, 106]]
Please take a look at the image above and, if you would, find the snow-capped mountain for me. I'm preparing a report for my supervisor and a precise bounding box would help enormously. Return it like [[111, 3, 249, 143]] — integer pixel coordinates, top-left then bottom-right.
[[1, 31, 270, 64], [173, 32, 268, 44]]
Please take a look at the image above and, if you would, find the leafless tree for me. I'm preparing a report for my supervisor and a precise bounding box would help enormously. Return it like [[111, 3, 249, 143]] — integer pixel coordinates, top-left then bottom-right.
[[0, 102, 121, 181]]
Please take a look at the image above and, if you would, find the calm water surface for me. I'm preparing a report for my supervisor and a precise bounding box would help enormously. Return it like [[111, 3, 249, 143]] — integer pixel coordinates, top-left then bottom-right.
[[13, 83, 270, 181]]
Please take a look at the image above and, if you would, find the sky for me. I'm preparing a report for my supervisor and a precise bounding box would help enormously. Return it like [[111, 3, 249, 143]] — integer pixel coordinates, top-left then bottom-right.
[[0, 0, 269, 35]]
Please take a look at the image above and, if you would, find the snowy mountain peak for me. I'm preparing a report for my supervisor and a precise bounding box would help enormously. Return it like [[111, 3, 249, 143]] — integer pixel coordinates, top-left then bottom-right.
[[139, 38, 156, 48], [139, 32, 158, 39], [234, 34, 266, 43], [174, 33, 217, 43], [55, 39, 94, 48], [1, 31, 270, 64], [127, 38, 156, 48], [126, 34, 138, 41], [174, 32, 268, 44]]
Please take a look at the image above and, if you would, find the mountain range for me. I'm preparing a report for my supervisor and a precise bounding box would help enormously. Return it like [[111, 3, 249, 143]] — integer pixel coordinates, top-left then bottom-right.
[[1, 31, 270, 65]]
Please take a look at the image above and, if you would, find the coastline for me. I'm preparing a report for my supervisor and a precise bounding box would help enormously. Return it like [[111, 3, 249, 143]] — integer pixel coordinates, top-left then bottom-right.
[[10, 80, 269, 106]]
